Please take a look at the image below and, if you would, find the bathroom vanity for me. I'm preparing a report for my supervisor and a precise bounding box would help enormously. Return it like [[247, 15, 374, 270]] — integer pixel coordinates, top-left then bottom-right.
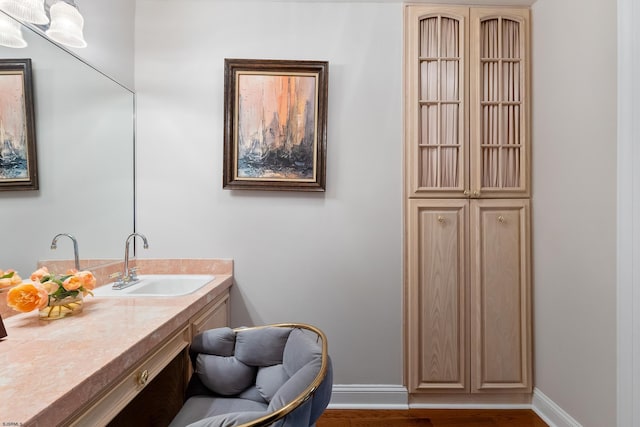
[[0, 259, 232, 427]]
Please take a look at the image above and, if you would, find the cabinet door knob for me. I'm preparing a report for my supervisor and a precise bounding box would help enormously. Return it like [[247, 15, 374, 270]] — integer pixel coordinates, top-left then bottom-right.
[[498, 215, 505, 223], [463, 190, 470, 196], [437, 215, 445, 223], [473, 190, 480, 198], [138, 369, 149, 386]]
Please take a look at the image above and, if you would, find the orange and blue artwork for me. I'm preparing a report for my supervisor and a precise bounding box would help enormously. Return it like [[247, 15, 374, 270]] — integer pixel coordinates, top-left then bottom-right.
[[235, 72, 318, 181], [0, 71, 28, 181]]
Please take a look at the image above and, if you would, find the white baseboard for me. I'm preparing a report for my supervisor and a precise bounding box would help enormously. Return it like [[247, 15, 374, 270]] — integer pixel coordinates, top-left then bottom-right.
[[410, 402, 532, 409], [328, 385, 409, 409], [329, 385, 528, 410], [329, 384, 581, 427], [531, 388, 583, 427]]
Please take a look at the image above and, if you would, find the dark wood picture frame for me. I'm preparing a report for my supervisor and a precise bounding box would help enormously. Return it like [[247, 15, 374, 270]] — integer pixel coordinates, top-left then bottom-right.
[[0, 58, 38, 191], [0, 313, 6, 339], [223, 59, 328, 192]]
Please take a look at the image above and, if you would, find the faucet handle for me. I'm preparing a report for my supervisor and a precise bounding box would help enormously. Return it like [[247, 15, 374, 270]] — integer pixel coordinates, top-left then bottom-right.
[[129, 267, 139, 280], [109, 271, 124, 289]]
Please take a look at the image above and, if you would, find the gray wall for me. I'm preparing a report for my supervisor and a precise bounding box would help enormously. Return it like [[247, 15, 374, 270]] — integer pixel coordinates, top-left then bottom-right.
[[134, 0, 404, 386], [71, 0, 135, 88], [532, 0, 617, 425]]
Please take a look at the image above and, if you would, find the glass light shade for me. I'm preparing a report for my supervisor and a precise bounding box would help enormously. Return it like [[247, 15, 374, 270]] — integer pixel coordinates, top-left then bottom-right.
[[0, 12, 27, 48], [0, 0, 48, 25], [45, 1, 87, 48]]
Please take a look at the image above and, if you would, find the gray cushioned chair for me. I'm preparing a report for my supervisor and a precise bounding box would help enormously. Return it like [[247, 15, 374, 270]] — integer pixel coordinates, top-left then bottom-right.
[[169, 323, 332, 427]]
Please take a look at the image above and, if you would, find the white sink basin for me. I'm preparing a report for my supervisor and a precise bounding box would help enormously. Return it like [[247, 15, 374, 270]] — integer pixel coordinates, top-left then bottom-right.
[[93, 274, 215, 297]]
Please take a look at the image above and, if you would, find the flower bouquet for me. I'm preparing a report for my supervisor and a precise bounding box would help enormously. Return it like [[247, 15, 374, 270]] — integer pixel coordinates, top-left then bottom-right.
[[4, 267, 96, 320]]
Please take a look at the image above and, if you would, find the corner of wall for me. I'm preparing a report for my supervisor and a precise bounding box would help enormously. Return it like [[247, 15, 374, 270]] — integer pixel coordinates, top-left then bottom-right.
[[532, 388, 583, 427]]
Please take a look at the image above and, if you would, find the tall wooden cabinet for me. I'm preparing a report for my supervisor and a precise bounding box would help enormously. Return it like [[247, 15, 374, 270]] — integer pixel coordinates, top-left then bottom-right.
[[404, 4, 532, 401]]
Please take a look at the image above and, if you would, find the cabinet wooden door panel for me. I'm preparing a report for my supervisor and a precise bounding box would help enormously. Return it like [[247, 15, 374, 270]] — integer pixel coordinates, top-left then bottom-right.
[[405, 5, 530, 199], [407, 199, 531, 394], [471, 199, 531, 392], [404, 5, 469, 198], [408, 199, 468, 392], [469, 8, 530, 198]]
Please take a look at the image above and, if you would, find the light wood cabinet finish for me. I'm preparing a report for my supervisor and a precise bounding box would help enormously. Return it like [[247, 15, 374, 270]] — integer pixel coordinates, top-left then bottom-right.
[[469, 8, 530, 198], [406, 199, 531, 394], [404, 5, 469, 198], [404, 4, 532, 398], [470, 199, 531, 392], [404, 4, 530, 199], [407, 199, 468, 392]]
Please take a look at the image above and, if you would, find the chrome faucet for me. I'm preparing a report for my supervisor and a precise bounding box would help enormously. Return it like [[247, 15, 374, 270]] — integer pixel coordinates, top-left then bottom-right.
[[113, 232, 149, 289], [50, 233, 80, 271]]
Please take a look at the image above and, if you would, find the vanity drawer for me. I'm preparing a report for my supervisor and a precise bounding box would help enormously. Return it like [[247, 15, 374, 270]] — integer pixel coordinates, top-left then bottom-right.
[[66, 326, 190, 427]]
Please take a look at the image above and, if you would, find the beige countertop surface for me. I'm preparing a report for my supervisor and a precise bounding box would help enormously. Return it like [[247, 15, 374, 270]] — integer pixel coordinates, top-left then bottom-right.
[[0, 259, 233, 427]]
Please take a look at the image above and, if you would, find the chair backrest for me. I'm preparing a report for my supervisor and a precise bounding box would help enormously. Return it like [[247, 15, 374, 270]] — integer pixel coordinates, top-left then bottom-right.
[[189, 323, 332, 427]]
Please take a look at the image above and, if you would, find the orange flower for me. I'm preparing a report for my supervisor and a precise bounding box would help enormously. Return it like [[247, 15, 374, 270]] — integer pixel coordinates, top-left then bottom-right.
[[30, 267, 49, 282], [0, 279, 13, 290], [65, 268, 78, 275], [0, 269, 22, 290], [1, 269, 22, 282], [76, 271, 96, 291], [0, 269, 22, 289], [62, 275, 82, 291], [7, 283, 49, 312], [40, 280, 60, 294]]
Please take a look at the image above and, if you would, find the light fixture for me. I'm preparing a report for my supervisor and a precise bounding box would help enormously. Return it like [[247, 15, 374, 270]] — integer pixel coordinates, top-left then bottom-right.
[[0, 12, 27, 48], [0, 0, 48, 25], [45, 0, 86, 48]]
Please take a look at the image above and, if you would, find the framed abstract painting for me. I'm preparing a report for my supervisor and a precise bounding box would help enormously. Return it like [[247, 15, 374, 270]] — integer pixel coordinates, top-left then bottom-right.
[[0, 58, 38, 191], [223, 59, 328, 191]]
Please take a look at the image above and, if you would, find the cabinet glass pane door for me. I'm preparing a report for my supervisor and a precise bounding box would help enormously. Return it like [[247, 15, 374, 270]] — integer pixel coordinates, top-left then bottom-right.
[[419, 16, 463, 190], [479, 18, 523, 190]]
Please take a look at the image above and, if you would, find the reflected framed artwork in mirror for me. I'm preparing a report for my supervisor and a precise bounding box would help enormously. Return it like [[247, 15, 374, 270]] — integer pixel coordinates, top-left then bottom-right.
[[0, 58, 38, 191], [0, 314, 6, 339], [223, 58, 328, 192]]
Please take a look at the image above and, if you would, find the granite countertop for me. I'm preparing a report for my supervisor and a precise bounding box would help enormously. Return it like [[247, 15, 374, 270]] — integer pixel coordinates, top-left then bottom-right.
[[0, 260, 233, 427]]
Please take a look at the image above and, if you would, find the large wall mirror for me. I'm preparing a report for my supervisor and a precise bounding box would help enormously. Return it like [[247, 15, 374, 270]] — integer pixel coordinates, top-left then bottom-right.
[[0, 12, 134, 276]]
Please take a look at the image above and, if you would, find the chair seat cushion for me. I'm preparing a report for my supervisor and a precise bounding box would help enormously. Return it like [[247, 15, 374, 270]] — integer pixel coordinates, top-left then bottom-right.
[[169, 396, 268, 427], [196, 355, 256, 396], [255, 364, 289, 402], [183, 411, 268, 427]]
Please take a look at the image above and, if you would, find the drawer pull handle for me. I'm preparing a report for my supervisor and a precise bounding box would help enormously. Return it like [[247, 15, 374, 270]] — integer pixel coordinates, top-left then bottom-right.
[[138, 369, 149, 386]]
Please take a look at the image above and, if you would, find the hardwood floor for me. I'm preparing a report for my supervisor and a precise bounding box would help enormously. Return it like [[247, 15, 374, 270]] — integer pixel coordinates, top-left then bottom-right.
[[317, 409, 548, 427]]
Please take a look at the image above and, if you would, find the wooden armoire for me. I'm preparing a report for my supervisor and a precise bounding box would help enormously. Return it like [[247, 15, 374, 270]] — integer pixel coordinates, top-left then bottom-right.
[[403, 4, 532, 404]]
